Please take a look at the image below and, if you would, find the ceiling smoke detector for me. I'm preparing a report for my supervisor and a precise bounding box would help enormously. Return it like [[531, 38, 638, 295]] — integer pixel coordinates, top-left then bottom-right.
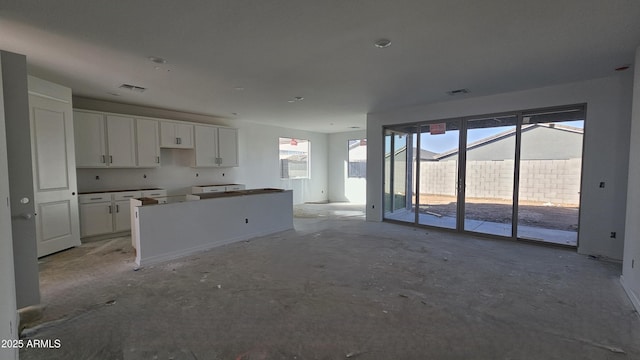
[[119, 84, 147, 93], [374, 39, 392, 48], [446, 88, 470, 96]]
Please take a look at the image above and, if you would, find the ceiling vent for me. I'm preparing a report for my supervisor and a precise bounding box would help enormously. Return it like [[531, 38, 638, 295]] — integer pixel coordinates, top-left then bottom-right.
[[446, 88, 470, 96], [119, 84, 146, 93]]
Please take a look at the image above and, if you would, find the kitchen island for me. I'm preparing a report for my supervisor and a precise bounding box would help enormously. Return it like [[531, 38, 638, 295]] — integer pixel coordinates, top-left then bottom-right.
[[131, 188, 293, 267]]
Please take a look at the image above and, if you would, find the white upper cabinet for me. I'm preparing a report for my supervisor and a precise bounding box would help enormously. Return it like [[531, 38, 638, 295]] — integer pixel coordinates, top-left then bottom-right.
[[218, 127, 238, 167], [74, 110, 107, 167], [193, 125, 238, 167], [105, 115, 136, 167], [160, 121, 193, 149], [194, 125, 218, 167], [74, 110, 142, 168], [135, 118, 160, 167]]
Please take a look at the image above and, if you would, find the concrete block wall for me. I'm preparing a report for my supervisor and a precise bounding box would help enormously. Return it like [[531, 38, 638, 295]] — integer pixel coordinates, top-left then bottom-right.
[[416, 158, 581, 205], [518, 158, 581, 205]]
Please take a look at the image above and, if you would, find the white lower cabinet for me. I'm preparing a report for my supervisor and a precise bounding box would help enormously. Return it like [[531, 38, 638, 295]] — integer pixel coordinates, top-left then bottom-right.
[[79, 201, 113, 237], [79, 190, 167, 237]]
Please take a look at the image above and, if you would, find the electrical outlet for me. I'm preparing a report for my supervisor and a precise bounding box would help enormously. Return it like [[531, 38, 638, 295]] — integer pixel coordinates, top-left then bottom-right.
[[95, 175, 100, 180], [610, 231, 616, 238], [599, 182, 605, 188]]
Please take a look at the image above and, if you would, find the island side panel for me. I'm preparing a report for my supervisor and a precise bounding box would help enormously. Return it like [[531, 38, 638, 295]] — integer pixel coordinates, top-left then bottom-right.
[[136, 190, 293, 266]]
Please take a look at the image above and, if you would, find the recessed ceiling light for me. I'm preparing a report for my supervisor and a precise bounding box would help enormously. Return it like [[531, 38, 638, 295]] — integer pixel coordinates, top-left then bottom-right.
[[148, 56, 167, 64], [288, 96, 304, 103], [231, 112, 238, 116], [349, 126, 361, 129], [233, 87, 245, 91], [374, 39, 391, 48]]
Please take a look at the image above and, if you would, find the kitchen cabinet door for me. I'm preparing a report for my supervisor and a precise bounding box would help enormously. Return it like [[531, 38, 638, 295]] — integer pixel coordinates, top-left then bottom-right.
[[194, 125, 218, 167], [79, 202, 113, 237], [74, 111, 107, 167], [160, 121, 194, 149], [175, 123, 194, 148], [106, 115, 136, 167], [136, 118, 160, 167], [113, 199, 133, 232], [218, 127, 238, 167]]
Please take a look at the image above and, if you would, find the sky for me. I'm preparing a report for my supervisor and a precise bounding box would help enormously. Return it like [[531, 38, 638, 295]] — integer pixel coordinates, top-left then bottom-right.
[[419, 120, 584, 154]]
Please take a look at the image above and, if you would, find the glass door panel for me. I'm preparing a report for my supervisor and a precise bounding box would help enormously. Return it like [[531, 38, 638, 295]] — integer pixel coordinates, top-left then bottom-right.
[[464, 115, 517, 236], [417, 120, 461, 229], [384, 129, 413, 223], [517, 108, 584, 246]]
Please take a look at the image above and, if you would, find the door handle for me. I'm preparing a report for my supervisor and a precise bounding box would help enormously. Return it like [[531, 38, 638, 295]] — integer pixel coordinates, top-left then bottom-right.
[[11, 213, 33, 220]]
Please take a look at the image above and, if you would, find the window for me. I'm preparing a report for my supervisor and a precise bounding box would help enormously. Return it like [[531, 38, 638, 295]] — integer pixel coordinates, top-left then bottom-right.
[[348, 139, 367, 178], [279, 137, 310, 179]]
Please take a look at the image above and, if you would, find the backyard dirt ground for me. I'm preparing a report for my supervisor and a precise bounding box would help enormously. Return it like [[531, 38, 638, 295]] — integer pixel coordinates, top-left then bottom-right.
[[417, 195, 579, 231]]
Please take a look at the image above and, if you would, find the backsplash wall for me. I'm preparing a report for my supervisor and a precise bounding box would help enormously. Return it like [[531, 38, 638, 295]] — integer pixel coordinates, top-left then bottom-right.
[[76, 148, 239, 195]]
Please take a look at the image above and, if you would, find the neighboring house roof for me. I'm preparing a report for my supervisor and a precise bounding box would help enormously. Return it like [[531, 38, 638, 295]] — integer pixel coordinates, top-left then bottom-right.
[[435, 123, 583, 160], [384, 146, 438, 160]]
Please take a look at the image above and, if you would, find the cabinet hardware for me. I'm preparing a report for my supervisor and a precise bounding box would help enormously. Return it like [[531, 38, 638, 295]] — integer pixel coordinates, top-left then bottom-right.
[[108, 205, 112, 214], [109, 155, 113, 163], [156, 156, 160, 163], [123, 195, 134, 198], [90, 197, 103, 201], [101, 155, 106, 163], [116, 204, 120, 213], [176, 137, 182, 145]]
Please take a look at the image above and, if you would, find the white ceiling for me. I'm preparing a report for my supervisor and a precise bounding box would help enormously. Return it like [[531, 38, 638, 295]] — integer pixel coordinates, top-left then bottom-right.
[[1, 1, 640, 133]]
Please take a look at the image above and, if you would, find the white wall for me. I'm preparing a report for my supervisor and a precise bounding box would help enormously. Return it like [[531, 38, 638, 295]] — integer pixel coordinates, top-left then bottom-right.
[[367, 74, 633, 260], [73, 98, 329, 204], [0, 52, 19, 360], [328, 130, 367, 203], [622, 47, 640, 312], [236, 121, 328, 204]]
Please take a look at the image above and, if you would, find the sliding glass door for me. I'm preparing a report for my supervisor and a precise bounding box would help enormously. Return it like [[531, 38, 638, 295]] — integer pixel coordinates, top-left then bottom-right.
[[383, 105, 585, 247], [417, 120, 461, 229], [384, 128, 411, 222], [516, 108, 584, 246], [463, 115, 517, 237]]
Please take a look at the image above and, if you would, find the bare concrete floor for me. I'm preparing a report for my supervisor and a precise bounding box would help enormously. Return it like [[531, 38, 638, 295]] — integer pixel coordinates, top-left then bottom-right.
[[20, 203, 639, 359]]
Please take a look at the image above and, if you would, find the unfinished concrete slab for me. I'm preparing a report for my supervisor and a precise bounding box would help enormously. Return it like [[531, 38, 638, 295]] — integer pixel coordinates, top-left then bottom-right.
[[20, 204, 639, 359]]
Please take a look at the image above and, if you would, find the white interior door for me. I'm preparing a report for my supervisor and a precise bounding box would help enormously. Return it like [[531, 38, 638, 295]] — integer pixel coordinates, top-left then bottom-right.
[[29, 91, 81, 257]]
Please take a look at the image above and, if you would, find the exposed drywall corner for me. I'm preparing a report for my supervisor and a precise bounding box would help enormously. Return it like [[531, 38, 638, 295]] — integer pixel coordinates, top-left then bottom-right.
[[621, 45, 640, 313], [1, 50, 40, 308], [0, 50, 19, 360]]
